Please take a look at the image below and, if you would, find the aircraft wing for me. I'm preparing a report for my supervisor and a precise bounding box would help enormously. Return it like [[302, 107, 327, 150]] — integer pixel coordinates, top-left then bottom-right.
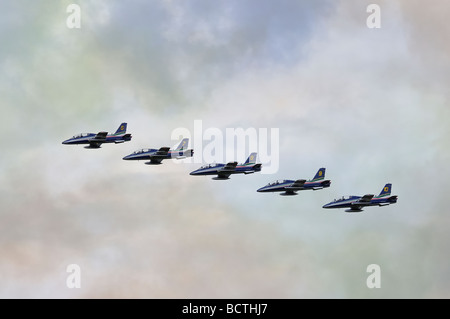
[[148, 147, 170, 159], [92, 132, 107, 141], [285, 179, 306, 191], [89, 131, 108, 147], [156, 147, 170, 155], [359, 194, 374, 203], [217, 162, 237, 179], [350, 194, 374, 209], [217, 172, 231, 179], [221, 162, 238, 172], [252, 163, 262, 170], [349, 203, 363, 210]]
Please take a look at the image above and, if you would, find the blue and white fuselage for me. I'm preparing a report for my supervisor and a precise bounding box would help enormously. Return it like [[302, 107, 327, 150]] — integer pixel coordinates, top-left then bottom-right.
[[62, 123, 131, 148], [190, 163, 261, 176], [322, 183, 398, 212], [190, 153, 262, 180], [123, 138, 193, 165], [257, 168, 331, 195], [123, 149, 192, 161]]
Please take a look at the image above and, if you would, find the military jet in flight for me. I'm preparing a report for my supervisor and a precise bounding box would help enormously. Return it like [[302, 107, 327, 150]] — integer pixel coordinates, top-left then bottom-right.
[[62, 123, 131, 148], [190, 152, 261, 180], [322, 183, 398, 213], [122, 138, 194, 165], [257, 168, 331, 195]]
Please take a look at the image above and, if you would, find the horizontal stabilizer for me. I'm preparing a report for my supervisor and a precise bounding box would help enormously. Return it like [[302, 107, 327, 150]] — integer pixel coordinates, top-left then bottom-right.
[[321, 180, 331, 187], [389, 195, 398, 203], [182, 149, 194, 157], [251, 163, 262, 172]]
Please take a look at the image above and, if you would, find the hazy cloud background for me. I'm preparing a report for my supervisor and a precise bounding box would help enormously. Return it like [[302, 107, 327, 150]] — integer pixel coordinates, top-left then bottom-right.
[[0, 0, 449, 298]]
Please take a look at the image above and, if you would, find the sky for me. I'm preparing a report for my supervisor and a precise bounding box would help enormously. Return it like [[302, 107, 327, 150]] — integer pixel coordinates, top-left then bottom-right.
[[1, 0, 449, 298]]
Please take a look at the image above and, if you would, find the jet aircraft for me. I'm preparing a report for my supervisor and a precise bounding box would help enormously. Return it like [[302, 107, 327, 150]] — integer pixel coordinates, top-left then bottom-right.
[[322, 183, 397, 212], [62, 123, 131, 148], [190, 152, 261, 180], [122, 138, 193, 165], [257, 168, 331, 195]]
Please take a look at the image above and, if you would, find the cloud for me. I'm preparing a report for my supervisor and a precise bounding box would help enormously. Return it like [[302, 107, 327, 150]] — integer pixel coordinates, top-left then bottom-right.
[[0, 159, 321, 298], [1, 0, 450, 298]]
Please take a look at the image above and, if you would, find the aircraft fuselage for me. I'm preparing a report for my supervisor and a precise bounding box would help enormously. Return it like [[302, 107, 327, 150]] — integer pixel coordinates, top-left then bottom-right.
[[322, 195, 397, 211], [123, 149, 194, 161], [257, 180, 331, 192], [190, 164, 261, 176], [62, 133, 131, 145]]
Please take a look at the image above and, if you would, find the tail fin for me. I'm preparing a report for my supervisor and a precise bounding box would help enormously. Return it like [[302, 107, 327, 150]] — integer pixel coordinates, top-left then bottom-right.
[[244, 152, 257, 165], [311, 168, 326, 181], [378, 183, 392, 197], [114, 123, 127, 135], [175, 138, 189, 151]]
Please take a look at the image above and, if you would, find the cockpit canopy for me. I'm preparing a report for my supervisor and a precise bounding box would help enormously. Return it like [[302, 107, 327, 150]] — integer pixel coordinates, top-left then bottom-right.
[[333, 195, 353, 202], [200, 163, 218, 169], [73, 133, 90, 138], [133, 149, 150, 154], [267, 180, 287, 186]]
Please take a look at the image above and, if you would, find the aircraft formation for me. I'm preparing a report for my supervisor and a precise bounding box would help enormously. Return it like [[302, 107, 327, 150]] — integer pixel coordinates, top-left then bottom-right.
[[62, 123, 398, 213]]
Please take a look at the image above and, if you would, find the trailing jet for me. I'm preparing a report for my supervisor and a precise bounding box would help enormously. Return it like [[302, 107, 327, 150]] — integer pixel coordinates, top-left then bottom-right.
[[62, 123, 131, 148], [257, 168, 331, 195], [322, 183, 398, 213], [190, 152, 262, 180], [122, 138, 194, 165]]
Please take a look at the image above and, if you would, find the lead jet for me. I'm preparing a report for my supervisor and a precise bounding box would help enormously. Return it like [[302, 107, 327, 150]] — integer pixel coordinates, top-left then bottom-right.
[[322, 183, 398, 213], [190, 152, 261, 180], [257, 168, 331, 195], [122, 138, 194, 165], [62, 123, 131, 148]]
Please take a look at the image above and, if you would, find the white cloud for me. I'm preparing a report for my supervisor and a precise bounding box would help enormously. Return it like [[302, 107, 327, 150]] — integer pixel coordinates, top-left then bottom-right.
[[1, 0, 450, 298]]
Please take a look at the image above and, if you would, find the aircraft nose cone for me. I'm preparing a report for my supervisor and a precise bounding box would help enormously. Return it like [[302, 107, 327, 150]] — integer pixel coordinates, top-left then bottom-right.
[[256, 187, 265, 192], [62, 139, 69, 145], [122, 155, 131, 160], [322, 203, 330, 208]]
